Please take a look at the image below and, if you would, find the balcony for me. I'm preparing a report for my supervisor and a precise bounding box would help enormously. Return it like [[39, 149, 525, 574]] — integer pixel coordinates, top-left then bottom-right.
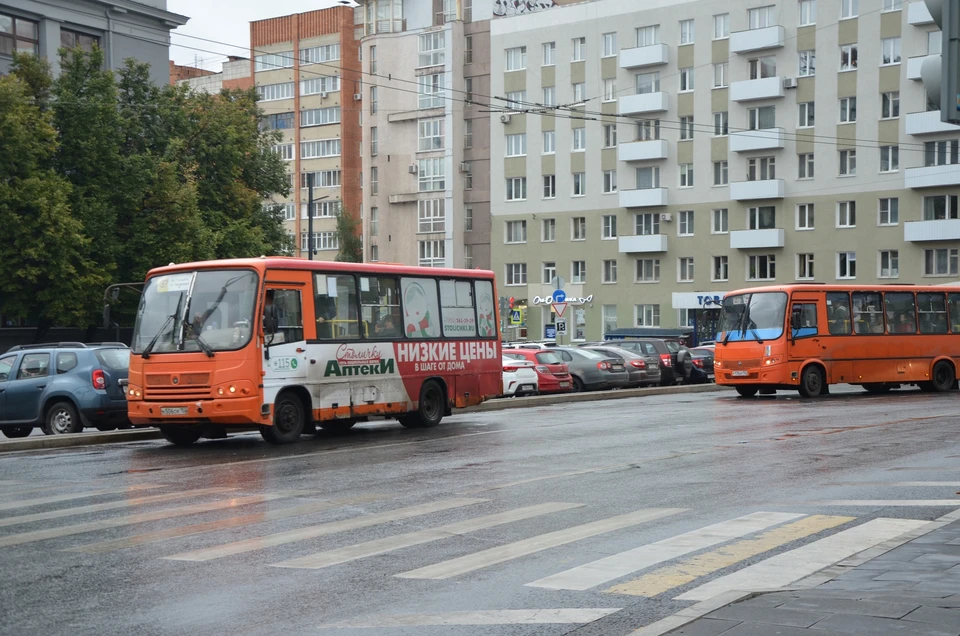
[[907, 54, 936, 81], [730, 179, 785, 201], [729, 128, 785, 153], [729, 26, 786, 54], [905, 111, 960, 135], [908, 1, 934, 25], [619, 188, 668, 208], [619, 234, 669, 253], [619, 92, 669, 116], [904, 219, 960, 242], [729, 76, 784, 102], [619, 43, 669, 69], [618, 140, 669, 162], [905, 164, 960, 189], [729, 228, 785, 249]]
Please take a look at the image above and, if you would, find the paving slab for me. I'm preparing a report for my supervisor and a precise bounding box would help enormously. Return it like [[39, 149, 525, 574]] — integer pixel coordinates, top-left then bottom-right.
[[670, 618, 741, 636], [709, 606, 828, 628], [812, 612, 960, 636], [778, 598, 920, 619], [902, 606, 960, 628]]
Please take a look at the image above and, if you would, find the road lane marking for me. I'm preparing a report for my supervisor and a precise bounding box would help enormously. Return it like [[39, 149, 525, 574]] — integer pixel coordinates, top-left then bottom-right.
[[64, 494, 387, 554], [0, 485, 163, 512], [273, 502, 583, 570], [395, 508, 686, 580], [164, 497, 486, 562], [320, 608, 623, 628], [605, 515, 853, 598], [891, 482, 960, 487], [675, 517, 928, 601], [815, 500, 960, 506], [0, 493, 290, 548], [528, 511, 805, 591], [0, 487, 237, 528]]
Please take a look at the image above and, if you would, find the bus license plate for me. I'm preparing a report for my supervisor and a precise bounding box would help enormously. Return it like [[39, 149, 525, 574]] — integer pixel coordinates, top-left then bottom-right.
[[160, 407, 188, 416], [732, 370, 749, 377]]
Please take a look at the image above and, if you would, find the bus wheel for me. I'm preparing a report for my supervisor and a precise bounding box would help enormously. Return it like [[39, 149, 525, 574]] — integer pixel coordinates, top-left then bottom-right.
[[159, 426, 202, 447], [400, 380, 445, 429], [261, 393, 306, 444], [931, 361, 956, 393], [735, 386, 758, 398], [798, 365, 825, 398], [319, 419, 356, 433], [863, 383, 891, 394]]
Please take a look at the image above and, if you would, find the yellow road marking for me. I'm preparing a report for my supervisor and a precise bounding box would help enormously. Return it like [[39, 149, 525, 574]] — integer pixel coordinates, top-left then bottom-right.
[[605, 514, 853, 598]]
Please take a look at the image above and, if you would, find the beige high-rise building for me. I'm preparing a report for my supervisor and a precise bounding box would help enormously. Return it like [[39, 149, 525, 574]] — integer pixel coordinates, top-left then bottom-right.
[[490, 0, 960, 343]]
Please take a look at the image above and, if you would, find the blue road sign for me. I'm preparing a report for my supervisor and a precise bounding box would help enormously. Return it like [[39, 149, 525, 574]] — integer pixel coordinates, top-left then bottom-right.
[[510, 309, 522, 324], [544, 324, 557, 339], [552, 290, 566, 303]]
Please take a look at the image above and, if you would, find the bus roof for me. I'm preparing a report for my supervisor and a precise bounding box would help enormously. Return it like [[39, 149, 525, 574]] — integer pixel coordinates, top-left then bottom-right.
[[145, 257, 496, 281], [726, 283, 955, 296]]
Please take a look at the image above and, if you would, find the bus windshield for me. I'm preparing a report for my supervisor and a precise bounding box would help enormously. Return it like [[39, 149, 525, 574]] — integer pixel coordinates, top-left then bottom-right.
[[720, 292, 787, 342], [132, 269, 259, 354]]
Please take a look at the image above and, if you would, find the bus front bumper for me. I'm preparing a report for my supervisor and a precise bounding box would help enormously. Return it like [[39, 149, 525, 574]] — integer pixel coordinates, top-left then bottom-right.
[[717, 360, 793, 385], [128, 396, 267, 427]]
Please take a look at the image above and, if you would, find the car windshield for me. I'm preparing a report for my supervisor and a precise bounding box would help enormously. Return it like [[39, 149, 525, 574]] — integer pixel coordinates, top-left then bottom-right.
[[132, 269, 259, 354], [536, 352, 562, 364], [719, 292, 788, 342]]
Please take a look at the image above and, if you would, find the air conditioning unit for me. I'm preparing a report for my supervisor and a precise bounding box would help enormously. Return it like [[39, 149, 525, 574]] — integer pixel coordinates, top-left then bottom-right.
[[660, 213, 672, 222], [459, 162, 470, 173], [782, 77, 798, 89], [408, 164, 418, 174], [499, 113, 512, 124], [320, 91, 328, 99], [353, 93, 362, 101]]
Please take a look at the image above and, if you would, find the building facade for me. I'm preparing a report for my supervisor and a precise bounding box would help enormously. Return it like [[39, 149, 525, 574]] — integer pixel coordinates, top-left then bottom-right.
[[250, 7, 362, 261], [0, 0, 187, 85], [358, 0, 492, 271], [490, 0, 960, 343], [172, 56, 252, 92]]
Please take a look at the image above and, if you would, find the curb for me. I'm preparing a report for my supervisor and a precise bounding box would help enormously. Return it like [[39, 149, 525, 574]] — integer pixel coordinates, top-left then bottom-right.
[[0, 384, 729, 453]]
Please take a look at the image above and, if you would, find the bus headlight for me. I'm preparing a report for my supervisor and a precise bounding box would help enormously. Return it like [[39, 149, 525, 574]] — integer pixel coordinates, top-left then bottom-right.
[[763, 357, 781, 366]]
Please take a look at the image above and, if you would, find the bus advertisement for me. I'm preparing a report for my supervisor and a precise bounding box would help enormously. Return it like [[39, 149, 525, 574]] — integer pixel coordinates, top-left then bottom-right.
[[125, 258, 502, 446], [715, 284, 960, 398]]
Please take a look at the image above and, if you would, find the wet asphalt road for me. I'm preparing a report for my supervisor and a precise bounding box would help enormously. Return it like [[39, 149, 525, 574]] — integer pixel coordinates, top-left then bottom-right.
[[0, 386, 958, 636]]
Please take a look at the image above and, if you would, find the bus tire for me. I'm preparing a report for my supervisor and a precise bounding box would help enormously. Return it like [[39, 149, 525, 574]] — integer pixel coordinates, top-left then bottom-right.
[[319, 419, 356, 433], [863, 383, 892, 394], [159, 426, 202, 447], [930, 361, 956, 393], [798, 365, 826, 398], [735, 386, 758, 398], [261, 392, 306, 444], [400, 380, 445, 429]]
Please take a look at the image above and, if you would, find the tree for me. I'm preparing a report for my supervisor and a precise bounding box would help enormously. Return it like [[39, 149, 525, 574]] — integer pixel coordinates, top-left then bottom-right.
[[335, 209, 364, 263]]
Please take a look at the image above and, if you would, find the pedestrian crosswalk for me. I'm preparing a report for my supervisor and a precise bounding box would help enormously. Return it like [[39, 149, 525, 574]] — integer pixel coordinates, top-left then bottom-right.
[[0, 479, 953, 611]]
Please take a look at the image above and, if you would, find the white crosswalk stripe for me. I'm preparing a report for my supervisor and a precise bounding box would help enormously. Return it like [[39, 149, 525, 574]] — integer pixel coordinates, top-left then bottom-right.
[[527, 511, 804, 591], [321, 608, 623, 628], [0, 485, 162, 512]]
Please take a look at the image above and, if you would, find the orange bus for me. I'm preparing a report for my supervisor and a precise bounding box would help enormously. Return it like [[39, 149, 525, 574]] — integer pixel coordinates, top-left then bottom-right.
[[125, 258, 502, 446], [715, 284, 960, 398]]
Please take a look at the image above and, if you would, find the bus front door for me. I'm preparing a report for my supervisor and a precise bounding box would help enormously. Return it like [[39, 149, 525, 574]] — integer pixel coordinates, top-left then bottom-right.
[[789, 301, 823, 374]]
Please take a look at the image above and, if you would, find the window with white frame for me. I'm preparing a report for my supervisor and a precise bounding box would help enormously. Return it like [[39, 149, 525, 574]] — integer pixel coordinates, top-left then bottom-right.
[[879, 197, 899, 225], [603, 170, 618, 193], [505, 46, 526, 71], [418, 74, 444, 108], [679, 163, 694, 187], [572, 127, 586, 151], [505, 90, 527, 110], [255, 51, 294, 71], [603, 214, 618, 238], [923, 194, 960, 220], [879, 249, 899, 278], [679, 257, 695, 282], [465, 77, 474, 102], [714, 13, 729, 39], [636, 166, 661, 189], [839, 149, 856, 176], [463, 120, 472, 149], [636, 71, 660, 94], [883, 0, 902, 10], [542, 130, 556, 154], [572, 82, 586, 102], [603, 124, 618, 148], [370, 207, 379, 236], [465, 207, 473, 232], [418, 31, 445, 67], [840, 44, 858, 71], [418, 158, 445, 192], [369, 86, 378, 114], [300, 43, 340, 65], [837, 252, 856, 279], [838, 200, 856, 227], [748, 56, 777, 79], [602, 32, 617, 57], [301, 106, 341, 127], [714, 111, 728, 136], [370, 167, 379, 195], [882, 91, 900, 118], [680, 67, 694, 92], [542, 41, 556, 65], [714, 161, 728, 186], [505, 220, 527, 243], [924, 140, 960, 166], [463, 244, 473, 269], [300, 75, 340, 96], [713, 255, 729, 281], [603, 259, 618, 283], [748, 205, 776, 230], [712, 208, 728, 234], [798, 102, 815, 127], [417, 119, 444, 152], [748, 254, 776, 280], [636, 212, 660, 235], [273, 143, 294, 161], [680, 19, 695, 45], [636, 304, 660, 327], [300, 170, 341, 188], [748, 105, 776, 130], [924, 248, 959, 276], [571, 260, 586, 283], [505, 263, 527, 285], [680, 116, 694, 140], [797, 203, 814, 230], [598, 79, 616, 103], [713, 62, 728, 87], [841, 0, 858, 18], [370, 126, 379, 155], [747, 156, 776, 181], [417, 199, 445, 233], [505, 133, 527, 157], [602, 305, 618, 335], [543, 85, 556, 106], [543, 174, 556, 199], [678, 209, 694, 236], [419, 240, 445, 267], [542, 218, 556, 241], [258, 82, 295, 102], [798, 50, 816, 76], [572, 37, 586, 61], [636, 258, 660, 282], [881, 37, 901, 65], [300, 139, 342, 160], [636, 25, 660, 47], [637, 119, 661, 140], [542, 261, 556, 283], [799, 0, 816, 25], [748, 5, 776, 29], [319, 232, 339, 251], [369, 244, 379, 262], [880, 145, 899, 173], [799, 153, 815, 179], [506, 177, 527, 201], [797, 253, 815, 280], [572, 217, 587, 240], [573, 172, 586, 196]]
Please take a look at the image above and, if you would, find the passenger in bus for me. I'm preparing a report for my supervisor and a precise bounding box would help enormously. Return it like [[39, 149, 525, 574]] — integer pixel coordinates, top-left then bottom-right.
[[316, 294, 337, 338], [374, 314, 400, 338], [263, 290, 278, 334], [894, 312, 916, 334]]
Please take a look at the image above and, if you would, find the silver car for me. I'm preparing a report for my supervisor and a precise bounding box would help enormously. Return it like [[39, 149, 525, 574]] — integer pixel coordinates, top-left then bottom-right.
[[552, 347, 631, 392], [585, 346, 662, 388]]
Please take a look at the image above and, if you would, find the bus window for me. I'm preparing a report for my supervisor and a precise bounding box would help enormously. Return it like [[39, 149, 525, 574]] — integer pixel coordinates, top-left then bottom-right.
[[884, 292, 917, 334], [401, 278, 441, 338], [852, 292, 884, 334], [474, 280, 497, 338], [440, 280, 477, 338], [360, 276, 401, 338], [826, 292, 851, 335], [790, 303, 818, 338], [917, 293, 948, 334], [265, 289, 303, 345], [314, 274, 360, 340], [948, 293, 960, 334]]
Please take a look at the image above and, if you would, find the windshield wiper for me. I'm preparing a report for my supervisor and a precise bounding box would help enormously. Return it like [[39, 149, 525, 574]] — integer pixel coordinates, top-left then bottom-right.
[[141, 293, 184, 359], [182, 320, 215, 357], [748, 327, 764, 344]]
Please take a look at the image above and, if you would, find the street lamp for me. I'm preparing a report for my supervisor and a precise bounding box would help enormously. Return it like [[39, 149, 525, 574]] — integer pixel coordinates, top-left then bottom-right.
[[306, 171, 329, 260]]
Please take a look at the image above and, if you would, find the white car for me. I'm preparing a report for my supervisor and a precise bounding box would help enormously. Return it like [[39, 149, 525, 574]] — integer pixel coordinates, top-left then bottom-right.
[[501, 357, 539, 397]]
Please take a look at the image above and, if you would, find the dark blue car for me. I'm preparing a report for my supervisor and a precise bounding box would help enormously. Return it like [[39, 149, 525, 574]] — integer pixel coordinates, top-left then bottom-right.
[[0, 343, 130, 438]]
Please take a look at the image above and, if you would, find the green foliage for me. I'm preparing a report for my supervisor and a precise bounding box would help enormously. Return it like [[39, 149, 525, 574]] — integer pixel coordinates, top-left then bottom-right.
[[334, 209, 364, 263]]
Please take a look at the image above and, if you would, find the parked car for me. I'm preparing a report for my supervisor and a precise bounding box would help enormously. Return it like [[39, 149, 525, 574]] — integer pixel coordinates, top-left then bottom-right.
[[501, 357, 539, 397], [0, 342, 130, 438], [605, 339, 686, 386], [503, 342, 558, 350], [690, 347, 715, 381], [584, 346, 662, 388], [552, 347, 631, 392], [504, 349, 574, 394]]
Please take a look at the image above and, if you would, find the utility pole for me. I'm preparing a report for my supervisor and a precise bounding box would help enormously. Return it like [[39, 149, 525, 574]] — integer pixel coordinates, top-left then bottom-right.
[[307, 173, 315, 260]]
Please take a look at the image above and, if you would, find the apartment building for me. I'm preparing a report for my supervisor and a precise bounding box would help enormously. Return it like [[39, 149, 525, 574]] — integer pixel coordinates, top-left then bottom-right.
[[251, 7, 362, 260], [0, 0, 187, 85], [491, 0, 960, 343], [171, 57, 252, 92], [358, 0, 492, 270]]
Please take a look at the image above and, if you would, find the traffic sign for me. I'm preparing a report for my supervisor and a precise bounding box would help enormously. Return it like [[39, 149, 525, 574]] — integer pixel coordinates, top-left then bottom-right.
[[544, 324, 557, 339], [552, 302, 568, 317], [510, 309, 522, 325], [556, 319, 567, 335], [552, 289, 567, 303]]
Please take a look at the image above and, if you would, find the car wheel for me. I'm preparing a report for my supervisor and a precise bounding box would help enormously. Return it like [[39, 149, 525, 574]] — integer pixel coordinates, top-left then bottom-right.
[[261, 392, 306, 444], [571, 376, 585, 393], [400, 380, 445, 428], [930, 361, 956, 393], [1, 427, 32, 439], [46, 402, 83, 435], [159, 426, 203, 447]]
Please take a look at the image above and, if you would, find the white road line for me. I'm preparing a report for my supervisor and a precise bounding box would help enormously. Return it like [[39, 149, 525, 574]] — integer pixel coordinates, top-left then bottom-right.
[[0, 485, 163, 512], [0, 493, 290, 548], [320, 608, 623, 627], [64, 494, 387, 554], [164, 497, 486, 563], [816, 500, 960, 506], [890, 482, 960, 487], [395, 508, 686, 580], [675, 517, 928, 601], [0, 487, 237, 528], [527, 511, 805, 591], [273, 502, 583, 570]]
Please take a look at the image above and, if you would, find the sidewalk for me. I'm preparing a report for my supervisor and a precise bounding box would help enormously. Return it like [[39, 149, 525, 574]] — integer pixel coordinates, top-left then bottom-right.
[[655, 515, 960, 636]]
